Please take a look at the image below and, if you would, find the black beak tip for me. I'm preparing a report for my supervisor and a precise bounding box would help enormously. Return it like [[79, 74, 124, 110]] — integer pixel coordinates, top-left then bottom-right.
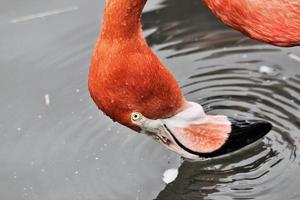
[[227, 118, 272, 149], [208, 118, 273, 157], [254, 120, 272, 137], [229, 118, 272, 139]]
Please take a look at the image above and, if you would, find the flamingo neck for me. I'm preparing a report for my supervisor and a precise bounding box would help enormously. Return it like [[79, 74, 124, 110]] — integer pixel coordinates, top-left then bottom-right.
[[89, 0, 186, 128], [102, 0, 147, 40]]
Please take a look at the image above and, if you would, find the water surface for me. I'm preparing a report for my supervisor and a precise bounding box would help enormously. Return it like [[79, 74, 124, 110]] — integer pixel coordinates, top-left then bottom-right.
[[0, 0, 300, 200]]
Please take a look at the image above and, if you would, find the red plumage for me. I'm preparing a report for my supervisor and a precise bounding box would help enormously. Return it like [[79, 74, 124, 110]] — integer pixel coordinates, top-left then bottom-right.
[[203, 0, 300, 46]]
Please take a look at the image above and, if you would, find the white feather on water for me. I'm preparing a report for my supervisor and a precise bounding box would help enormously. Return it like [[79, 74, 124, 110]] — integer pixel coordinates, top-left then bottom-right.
[[44, 94, 50, 105], [259, 65, 274, 74], [288, 53, 300, 63], [162, 168, 179, 184]]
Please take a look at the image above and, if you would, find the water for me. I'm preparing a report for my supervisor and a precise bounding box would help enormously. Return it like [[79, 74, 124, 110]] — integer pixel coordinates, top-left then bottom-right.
[[0, 0, 299, 199]]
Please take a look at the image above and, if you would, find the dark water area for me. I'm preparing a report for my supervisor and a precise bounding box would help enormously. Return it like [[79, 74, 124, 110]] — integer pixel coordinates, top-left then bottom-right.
[[0, 0, 300, 199]]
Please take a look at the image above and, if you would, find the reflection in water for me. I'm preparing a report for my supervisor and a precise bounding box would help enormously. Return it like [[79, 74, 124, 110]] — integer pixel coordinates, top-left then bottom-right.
[[155, 45, 300, 198], [157, 146, 277, 200], [142, 0, 300, 199], [142, 0, 257, 58], [0, 0, 300, 199]]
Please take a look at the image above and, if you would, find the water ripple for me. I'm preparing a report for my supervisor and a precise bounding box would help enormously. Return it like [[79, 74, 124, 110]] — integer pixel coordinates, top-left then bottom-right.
[[156, 44, 300, 199]]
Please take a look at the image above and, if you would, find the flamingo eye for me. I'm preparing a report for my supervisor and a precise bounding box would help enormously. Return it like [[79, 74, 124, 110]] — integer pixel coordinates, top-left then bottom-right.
[[131, 112, 142, 122]]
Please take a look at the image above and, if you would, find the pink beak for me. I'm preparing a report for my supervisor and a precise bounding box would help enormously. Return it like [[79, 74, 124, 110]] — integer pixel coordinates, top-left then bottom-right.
[[162, 117, 272, 159], [133, 102, 272, 160]]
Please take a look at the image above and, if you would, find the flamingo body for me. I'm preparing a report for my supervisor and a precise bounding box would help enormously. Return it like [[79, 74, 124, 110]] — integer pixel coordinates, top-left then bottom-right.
[[203, 0, 300, 46]]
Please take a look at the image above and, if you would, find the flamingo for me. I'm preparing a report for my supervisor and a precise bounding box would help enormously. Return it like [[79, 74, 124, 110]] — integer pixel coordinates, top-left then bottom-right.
[[203, 0, 300, 47], [88, 0, 275, 160]]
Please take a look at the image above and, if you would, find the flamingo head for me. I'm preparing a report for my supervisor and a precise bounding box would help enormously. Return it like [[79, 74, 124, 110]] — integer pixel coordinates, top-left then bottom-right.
[[130, 101, 272, 160]]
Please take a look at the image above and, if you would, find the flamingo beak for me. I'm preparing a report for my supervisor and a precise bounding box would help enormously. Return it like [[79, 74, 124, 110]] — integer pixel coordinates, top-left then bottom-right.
[[161, 119, 272, 160], [131, 102, 272, 160], [215, 118, 272, 156]]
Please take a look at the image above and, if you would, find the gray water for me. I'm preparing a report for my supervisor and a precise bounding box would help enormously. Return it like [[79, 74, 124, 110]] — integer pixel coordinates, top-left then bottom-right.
[[0, 0, 300, 199]]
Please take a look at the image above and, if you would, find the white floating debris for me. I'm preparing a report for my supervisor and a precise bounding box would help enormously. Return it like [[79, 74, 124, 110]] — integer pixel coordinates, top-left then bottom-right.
[[44, 94, 50, 105], [162, 168, 179, 184], [259, 65, 273, 74], [288, 53, 300, 62], [13, 172, 17, 179], [17, 127, 22, 132], [10, 6, 79, 23], [76, 89, 80, 93], [242, 54, 248, 59]]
